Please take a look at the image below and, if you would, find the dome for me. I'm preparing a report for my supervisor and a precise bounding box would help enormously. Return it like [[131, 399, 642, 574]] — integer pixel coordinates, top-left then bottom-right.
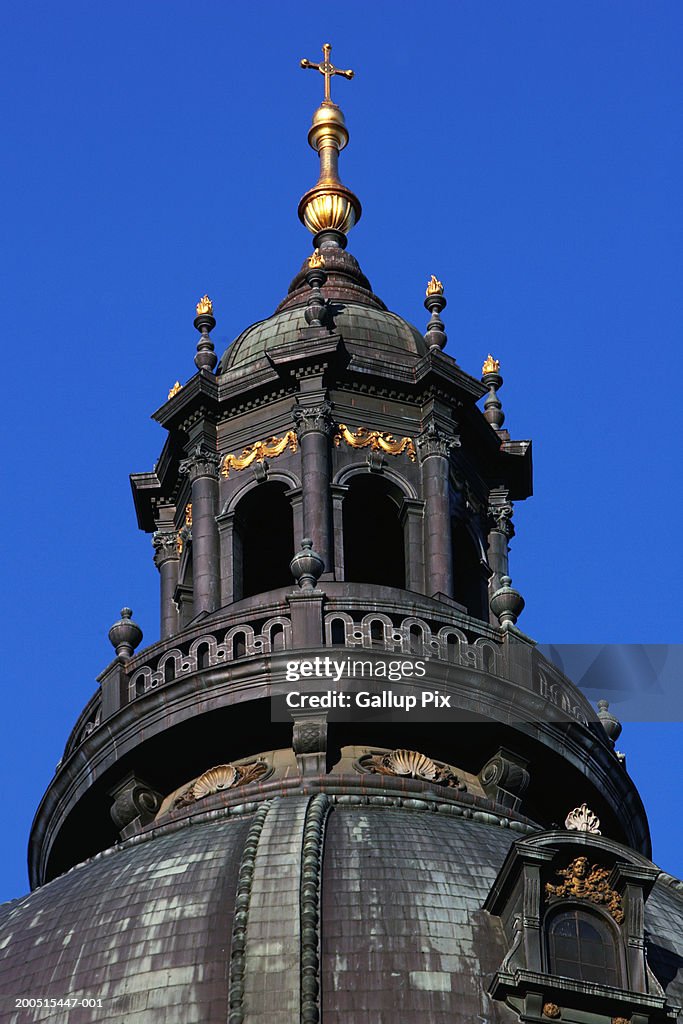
[[2, 796, 682, 1022], [218, 246, 428, 372]]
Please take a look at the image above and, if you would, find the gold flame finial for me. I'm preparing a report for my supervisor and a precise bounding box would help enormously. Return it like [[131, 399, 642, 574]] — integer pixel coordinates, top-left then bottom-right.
[[426, 275, 444, 297], [196, 294, 213, 316], [308, 249, 325, 269], [482, 354, 501, 375], [298, 44, 361, 237], [168, 381, 182, 399]]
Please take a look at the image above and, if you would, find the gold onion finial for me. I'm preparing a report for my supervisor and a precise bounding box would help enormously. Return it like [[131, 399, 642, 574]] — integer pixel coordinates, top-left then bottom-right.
[[426, 275, 444, 297], [196, 294, 213, 316], [482, 354, 501, 375], [298, 43, 362, 237]]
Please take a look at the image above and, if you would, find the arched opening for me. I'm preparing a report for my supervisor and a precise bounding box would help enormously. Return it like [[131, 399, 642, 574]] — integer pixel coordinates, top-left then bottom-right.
[[343, 475, 406, 588], [234, 482, 295, 599], [330, 618, 346, 646], [547, 909, 622, 987], [452, 521, 487, 619]]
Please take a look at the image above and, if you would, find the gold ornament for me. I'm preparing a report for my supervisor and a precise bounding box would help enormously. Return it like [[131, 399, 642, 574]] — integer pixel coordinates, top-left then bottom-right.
[[168, 381, 182, 399], [545, 856, 624, 924], [300, 42, 354, 105], [333, 424, 416, 462], [173, 760, 269, 808], [362, 749, 463, 788], [426, 275, 444, 296], [543, 1005, 561, 1019], [308, 248, 325, 269], [482, 354, 501, 374], [220, 431, 298, 478], [184, 503, 192, 528], [196, 294, 213, 316]]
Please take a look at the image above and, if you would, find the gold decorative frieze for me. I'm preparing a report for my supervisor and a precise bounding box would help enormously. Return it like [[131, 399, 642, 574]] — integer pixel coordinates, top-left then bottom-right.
[[333, 424, 417, 461], [196, 294, 213, 315], [173, 760, 269, 808], [426, 274, 444, 296], [168, 381, 182, 399], [220, 431, 298, 478], [359, 748, 465, 789], [545, 856, 624, 923]]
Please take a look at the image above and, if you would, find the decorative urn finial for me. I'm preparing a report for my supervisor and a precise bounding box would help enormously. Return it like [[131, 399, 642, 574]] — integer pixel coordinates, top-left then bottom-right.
[[298, 43, 361, 249], [489, 575, 525, 630], [290, 538, 325, 591], [108, 607, 143, 660], [597, 699, 622, 744], [482, 354, 505, 431], [424, 275, 448, 351], [194, 294, 217, 372]]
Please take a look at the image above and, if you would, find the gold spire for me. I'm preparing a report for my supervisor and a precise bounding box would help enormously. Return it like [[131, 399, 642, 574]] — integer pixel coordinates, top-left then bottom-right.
[[298, 43, 362, 237], [482, 354, 501, 375]]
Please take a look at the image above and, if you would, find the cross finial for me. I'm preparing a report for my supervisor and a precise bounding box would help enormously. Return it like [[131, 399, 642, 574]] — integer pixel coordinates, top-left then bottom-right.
[[300, 43, 354, 104]]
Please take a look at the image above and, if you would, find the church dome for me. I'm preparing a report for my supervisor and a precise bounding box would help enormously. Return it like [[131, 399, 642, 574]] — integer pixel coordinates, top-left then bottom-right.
[[218, 246, 427, 372], [2, 797, 682, 1021]]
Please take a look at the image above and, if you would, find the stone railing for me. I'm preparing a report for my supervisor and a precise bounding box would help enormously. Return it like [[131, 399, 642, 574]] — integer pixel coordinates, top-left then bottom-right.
[[64, 591, 596, 756]]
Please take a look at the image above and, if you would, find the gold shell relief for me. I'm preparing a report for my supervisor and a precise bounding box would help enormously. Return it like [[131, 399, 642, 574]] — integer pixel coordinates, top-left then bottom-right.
[[173, 759, 270, 809]]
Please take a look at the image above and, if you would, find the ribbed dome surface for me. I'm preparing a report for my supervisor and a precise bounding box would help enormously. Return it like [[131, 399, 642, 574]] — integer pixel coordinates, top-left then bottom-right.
[[2, 798, 682, 1023], [218, 301, 427, 372]]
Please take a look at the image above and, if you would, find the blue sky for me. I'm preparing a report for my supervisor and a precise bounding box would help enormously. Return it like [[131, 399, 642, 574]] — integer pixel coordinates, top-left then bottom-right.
[[0, 1, 681, 900]]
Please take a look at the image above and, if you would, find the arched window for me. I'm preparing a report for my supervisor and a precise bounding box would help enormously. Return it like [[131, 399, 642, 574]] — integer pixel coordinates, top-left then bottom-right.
[[547, 909, 621, 987], [234, 482, 295, 599], [452, 521, 487, 619], [343, 475, 406, 588]]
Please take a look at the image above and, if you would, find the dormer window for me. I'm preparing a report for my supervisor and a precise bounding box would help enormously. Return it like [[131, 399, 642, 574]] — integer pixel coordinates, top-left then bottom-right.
[[547, 908, 622, 987]]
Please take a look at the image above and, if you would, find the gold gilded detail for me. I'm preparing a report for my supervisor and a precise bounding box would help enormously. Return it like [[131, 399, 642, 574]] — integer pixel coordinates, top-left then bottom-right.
[[185, 503, 192, 528], [168, 381, 182, 399], [482, 354, 501, 374], [334, 424, 417, 462], [221, 431, 298, 478], [196, 294, 213, 316], [300, 43, 354, 104], [612, 1018, 631, 1024], [173, 760, 269, 808], [543, 1005, 561, 1019], [308, 248, 325, 269], [545, 857, 624, 924], [176, 534, 184, 556], [426, 275, 444, 296]]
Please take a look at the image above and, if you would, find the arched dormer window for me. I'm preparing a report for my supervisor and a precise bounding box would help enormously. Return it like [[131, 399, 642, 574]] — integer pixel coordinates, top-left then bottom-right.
[[547, 908, 622, 987]]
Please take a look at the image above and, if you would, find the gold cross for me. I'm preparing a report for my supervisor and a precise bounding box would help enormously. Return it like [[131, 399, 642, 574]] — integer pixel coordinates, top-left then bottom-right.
[[300, 43, 354, 104]]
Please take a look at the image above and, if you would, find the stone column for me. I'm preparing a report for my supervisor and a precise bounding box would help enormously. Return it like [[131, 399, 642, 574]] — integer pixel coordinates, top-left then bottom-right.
[[152, 530, 180, 639], [179, 445, 221, 615], [293, 401, 333, 576], [487, 499, 514, 595], [417, 426, 459, 598]]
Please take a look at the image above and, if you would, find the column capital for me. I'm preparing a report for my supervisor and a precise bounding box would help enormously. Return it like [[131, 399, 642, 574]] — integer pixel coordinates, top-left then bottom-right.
[[416, 423, 461, 460], [488, 501, 515, 538], [152, 529, 181, 568], [292, 399, 334, 438], [179, 443, 220, 482]]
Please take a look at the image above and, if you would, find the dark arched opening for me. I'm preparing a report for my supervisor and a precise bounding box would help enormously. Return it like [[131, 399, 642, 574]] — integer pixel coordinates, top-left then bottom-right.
[[452, 521, 487, 619], [547, 908, 622, 987], [343, 475, 406, 588], [234, 482, 295, 598]]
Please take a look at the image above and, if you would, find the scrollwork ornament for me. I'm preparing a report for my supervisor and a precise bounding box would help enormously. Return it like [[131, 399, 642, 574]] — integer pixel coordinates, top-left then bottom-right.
[[334, 423, 417, 461], [545, 856, 624, 923], [221, 431, 298, 477], [358, 748, 466, 790], [173, 759, 270, 808], [488, 502, 514, 537]]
